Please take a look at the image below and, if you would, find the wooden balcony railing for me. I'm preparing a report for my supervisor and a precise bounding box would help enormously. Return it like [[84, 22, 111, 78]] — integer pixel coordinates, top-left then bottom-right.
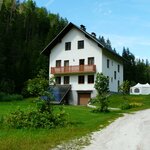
[[51, 65, 96, 74]]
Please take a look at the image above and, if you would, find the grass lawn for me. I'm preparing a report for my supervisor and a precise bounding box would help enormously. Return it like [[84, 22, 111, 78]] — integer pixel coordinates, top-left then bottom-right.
[[0, 95, 150, 150]]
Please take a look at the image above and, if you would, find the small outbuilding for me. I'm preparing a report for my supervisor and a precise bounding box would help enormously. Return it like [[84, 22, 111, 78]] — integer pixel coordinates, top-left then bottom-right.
[[130, 83, 150, 95]]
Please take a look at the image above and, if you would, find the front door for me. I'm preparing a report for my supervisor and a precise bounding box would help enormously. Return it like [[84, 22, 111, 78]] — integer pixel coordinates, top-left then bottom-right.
[[64, 60, 69, 72], [79, 59, 84, 71]]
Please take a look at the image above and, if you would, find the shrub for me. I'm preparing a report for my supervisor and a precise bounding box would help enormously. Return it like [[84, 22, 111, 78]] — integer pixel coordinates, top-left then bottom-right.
[[4, 100, 68, 129], [0, 79, 15, 94], [24, 69, 49, 97], [0, 92, 23, 102], [121, 102, 143, 110], [119, 80, 130, 94], [92, 73, 109, 112], [120, 101, 131, 110]]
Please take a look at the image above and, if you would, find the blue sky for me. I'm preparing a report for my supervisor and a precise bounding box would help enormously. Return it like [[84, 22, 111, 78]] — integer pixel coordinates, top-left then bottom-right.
[[34, 0, 150, 61]]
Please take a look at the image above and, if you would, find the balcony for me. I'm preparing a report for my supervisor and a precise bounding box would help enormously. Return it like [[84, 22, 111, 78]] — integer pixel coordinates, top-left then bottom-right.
[[51, 65, 96, 75]]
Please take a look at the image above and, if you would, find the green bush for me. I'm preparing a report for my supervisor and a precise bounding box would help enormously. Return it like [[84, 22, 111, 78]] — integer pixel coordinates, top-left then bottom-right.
[[120, 102, 143, 110], [4, 100, 68, 129], [0, 92, 23, 102], [93, 73, 109, 112], [120, 102, 131, 110], [0, 79, 15, 94], [25, 69, 49, 97], [119, 80, 130, 94]]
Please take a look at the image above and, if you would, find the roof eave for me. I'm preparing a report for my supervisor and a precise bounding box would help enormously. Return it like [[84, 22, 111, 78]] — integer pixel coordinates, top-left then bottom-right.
[[41, 22, 74, 55]]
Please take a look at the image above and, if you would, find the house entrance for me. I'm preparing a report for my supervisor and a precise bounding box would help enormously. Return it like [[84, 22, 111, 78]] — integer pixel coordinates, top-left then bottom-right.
[[78, 93, 91, 105]]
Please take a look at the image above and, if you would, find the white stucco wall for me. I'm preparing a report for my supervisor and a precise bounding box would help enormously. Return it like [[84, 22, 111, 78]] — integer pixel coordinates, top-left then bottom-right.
[[48, 27, 124, 104], [49, 28, 102, 92], [102, 52, 123, 92]]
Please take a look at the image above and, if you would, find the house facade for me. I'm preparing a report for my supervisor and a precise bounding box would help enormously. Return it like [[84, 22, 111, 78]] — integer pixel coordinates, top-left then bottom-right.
[[41, 22, 123, 105]]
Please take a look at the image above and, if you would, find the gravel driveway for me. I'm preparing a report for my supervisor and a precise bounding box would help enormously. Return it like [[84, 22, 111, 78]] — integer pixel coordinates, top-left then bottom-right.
[[82, 109, 150, 150]]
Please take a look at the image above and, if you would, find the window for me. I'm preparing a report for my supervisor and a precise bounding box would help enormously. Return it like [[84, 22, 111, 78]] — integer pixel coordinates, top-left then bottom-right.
[[134, 88, 140, 93], [56, 60, 61, 67], [118, 80, 120, 92], [114, 71, 116, 80], [64, 76, 70, 84], [56, 76, 61, 84], [79, 59, 84, 65], [111, 77, 113, 82], [78, 76, 84, 84], [78, 40, 84, 49], [64, 60, 69, 66], [65, 42, 71, 50], [118, 64, 120, 72], [107, 59, 109, 68], [88, 75, 94, 83], [88, 57, 94, 65]]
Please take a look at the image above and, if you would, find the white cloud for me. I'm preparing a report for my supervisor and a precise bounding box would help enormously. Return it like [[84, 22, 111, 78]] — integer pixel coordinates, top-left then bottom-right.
[[93, 1, 112, 16], [45, 0, 54, 7]]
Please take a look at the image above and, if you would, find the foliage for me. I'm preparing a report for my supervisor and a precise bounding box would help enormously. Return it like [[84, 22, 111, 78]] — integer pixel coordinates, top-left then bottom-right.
[[121, 101, 143, 110], [92, 73, 109, 112], [120, 101, 131, 110], [119, 80, 130, 94], [4, 100, 68, 129], [122, 47, 150, 84], [25, 69, 49, 97], [90, 95, 110, 112], [0, 79, 15, 94], [94, 73, 109, 95], [0, 0, 68, 93], [0, 92, 23, 102], [0, 95, 150, 149]]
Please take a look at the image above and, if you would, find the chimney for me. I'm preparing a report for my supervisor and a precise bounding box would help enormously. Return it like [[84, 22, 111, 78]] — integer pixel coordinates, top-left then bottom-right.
[[80, 24, 86, 31], [91, 32, 96, 38]]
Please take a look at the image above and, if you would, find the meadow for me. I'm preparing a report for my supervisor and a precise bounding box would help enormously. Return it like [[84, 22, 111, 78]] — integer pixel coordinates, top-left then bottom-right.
[[0, 95, 150, 150]]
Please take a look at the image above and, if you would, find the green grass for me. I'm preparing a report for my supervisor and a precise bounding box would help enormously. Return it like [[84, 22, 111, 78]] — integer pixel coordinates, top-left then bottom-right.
[[0, 94, 150, 150], [109, 94, 150, 111]]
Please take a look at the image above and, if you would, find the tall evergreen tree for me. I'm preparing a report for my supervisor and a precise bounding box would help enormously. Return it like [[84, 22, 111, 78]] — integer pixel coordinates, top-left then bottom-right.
[[0, 0, 68, 93], [122, 47, 136, 83]]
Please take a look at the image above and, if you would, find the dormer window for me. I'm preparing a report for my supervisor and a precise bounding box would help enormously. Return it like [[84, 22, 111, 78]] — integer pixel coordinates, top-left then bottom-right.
[[78, 40, 84, 49], [65, 42, 71, 50]]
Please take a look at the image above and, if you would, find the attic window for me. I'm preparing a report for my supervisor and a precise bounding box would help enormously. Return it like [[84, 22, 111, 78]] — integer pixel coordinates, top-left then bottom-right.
[[78, 40, 84, 49], [65, 42, 71, 50]]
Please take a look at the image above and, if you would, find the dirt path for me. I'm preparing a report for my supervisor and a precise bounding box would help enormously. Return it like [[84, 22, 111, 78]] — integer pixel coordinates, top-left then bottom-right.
[[82, 109, 150, 150]]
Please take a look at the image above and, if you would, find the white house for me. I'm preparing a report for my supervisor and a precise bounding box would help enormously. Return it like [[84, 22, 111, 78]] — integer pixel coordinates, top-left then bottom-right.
[[41, 22, 123, 105]]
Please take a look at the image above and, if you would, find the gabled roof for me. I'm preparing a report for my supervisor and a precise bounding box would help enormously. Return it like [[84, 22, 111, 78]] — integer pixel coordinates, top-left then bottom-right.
[[41, 22, 123, 60]]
